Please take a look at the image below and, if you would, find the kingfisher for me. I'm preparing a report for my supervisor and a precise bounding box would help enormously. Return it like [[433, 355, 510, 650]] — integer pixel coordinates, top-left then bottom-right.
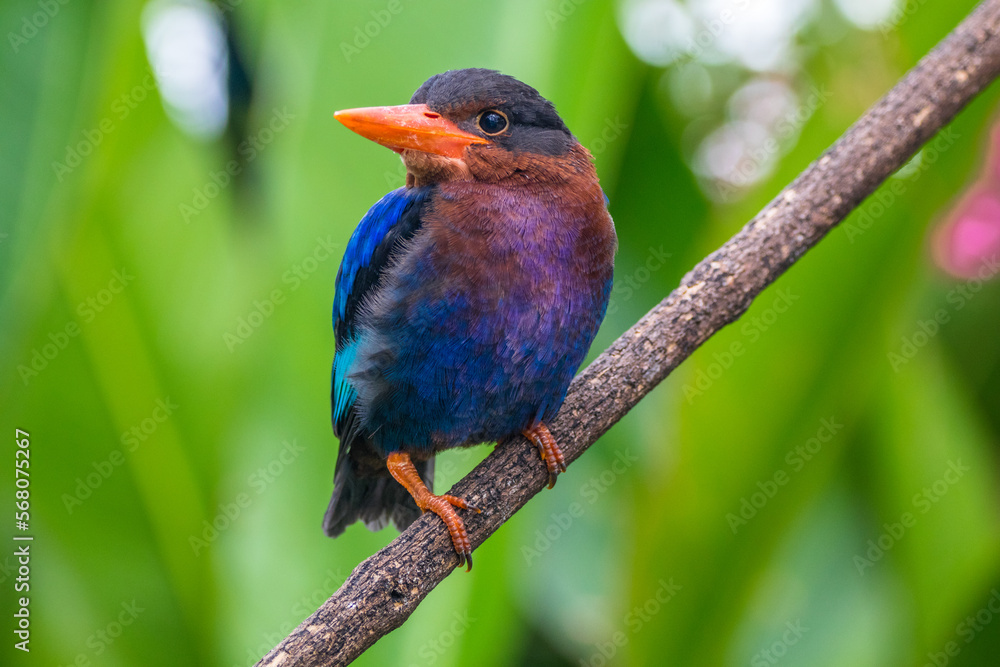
[[323, 68, 616, 570]]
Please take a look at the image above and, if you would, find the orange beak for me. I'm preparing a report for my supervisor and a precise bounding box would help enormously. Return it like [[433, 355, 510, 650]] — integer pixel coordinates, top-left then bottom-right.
[[334, 104, 489, 159]]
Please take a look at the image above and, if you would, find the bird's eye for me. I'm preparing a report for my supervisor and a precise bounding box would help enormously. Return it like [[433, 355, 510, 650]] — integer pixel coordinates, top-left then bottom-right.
[[477, 109, 509, 135]]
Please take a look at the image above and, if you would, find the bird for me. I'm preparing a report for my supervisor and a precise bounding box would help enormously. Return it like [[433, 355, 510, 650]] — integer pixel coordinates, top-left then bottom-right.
[[323, 68, 617, 571]]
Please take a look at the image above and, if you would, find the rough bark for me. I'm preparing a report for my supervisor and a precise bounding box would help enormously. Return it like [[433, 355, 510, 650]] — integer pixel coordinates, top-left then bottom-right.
[[258, 2, 1000, 665]]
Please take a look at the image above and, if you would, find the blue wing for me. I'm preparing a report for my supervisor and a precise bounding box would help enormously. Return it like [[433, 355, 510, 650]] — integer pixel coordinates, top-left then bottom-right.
[[331, 186, 433, 438]]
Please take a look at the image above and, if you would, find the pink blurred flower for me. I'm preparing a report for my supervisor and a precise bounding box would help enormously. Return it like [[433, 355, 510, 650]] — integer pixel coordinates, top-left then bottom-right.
[[934, 191, 1000, 279], [933, 119, 1000, 279]]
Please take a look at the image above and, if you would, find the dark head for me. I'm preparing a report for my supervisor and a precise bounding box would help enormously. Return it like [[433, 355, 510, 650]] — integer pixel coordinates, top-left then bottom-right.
[[335, 69, 582, 186]]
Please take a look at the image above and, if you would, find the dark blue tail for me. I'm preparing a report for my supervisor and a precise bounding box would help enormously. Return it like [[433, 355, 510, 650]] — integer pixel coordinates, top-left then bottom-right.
[[322, 438, 433, 537]]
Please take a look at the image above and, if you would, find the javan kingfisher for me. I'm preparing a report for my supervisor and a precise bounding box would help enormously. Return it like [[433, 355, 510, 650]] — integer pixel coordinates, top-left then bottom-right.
[[323, 68, 617, 570]]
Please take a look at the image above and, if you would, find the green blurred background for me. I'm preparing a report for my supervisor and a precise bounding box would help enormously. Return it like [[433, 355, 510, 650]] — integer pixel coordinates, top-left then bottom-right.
[[3, 0, 1000, 665]]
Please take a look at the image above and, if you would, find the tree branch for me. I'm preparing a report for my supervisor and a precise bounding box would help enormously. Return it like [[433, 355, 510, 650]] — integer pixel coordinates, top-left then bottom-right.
[[258, 2, 1000, 665]]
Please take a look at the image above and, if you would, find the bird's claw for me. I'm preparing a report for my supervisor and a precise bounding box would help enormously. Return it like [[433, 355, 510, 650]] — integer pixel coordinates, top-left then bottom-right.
[[440, 494, 481, 514], [386, 452, 477, 571], [424, 493, 476, 572], [523, 423, 566, 489]]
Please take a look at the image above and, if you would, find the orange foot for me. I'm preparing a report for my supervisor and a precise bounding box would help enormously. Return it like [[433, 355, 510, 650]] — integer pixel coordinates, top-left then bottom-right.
[[387, 451, 481, 571], [523, 422, 567, 489]]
